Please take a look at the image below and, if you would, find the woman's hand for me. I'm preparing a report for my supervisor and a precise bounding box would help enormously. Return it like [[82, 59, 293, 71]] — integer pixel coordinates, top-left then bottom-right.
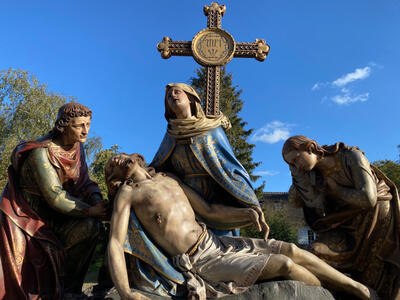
[[325, 177, 338, 191]]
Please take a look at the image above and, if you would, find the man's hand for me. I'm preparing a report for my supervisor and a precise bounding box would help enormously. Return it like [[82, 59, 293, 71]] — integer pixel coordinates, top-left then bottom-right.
[[90, 193, 103, 205], [248, 206, 270, 240], [88, 201, 107, 217]]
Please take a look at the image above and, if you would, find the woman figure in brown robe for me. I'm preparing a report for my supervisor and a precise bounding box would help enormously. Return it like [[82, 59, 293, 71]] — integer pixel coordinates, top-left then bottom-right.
[[283, 135, 400, 300]]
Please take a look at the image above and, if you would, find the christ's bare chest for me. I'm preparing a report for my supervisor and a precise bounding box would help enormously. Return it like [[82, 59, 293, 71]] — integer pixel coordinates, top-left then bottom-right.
[[131, 175, 184, 220]]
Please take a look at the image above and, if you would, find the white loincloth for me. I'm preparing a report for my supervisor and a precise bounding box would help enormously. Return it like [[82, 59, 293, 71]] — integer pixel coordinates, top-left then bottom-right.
[[172, 225, 282, 299]]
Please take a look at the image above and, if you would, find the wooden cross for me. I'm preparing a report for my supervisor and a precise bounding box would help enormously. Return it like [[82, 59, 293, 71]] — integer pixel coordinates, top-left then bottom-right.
[[157, 2, 270, 117]]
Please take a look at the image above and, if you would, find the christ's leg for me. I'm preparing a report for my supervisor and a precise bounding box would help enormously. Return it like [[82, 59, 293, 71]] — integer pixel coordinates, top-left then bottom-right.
[[280, 242, 371, 300], [258, 254, 321, 286]]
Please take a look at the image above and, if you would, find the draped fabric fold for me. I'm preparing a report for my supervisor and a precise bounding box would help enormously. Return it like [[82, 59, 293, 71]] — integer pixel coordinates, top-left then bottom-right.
[[0, 138, 101, 299], [0, 141, 64, 300], [123, 209, 185, 297], [152, 127, 259, 213]]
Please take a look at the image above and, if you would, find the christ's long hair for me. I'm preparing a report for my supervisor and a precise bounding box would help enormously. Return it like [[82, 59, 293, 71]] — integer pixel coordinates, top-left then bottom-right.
[[105, 153, 155, 203]]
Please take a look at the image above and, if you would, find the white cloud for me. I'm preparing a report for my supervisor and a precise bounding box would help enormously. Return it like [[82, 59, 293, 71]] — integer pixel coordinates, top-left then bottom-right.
[[311, 82, 329, 91], [312, 83, 320, 91], [332, 66, 371, 87], [250, 121, 291, 144], [254, 170, 280, 176], [311, 64, 378, 106], [332, 92, 369, 105]]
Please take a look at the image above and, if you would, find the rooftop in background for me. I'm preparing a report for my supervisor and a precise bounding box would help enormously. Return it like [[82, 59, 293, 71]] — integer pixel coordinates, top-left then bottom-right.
[[261, 192, 289, 202]]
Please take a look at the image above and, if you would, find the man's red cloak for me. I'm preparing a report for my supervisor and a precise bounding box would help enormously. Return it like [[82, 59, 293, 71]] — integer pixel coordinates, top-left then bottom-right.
[[0, 138, 99, 299]]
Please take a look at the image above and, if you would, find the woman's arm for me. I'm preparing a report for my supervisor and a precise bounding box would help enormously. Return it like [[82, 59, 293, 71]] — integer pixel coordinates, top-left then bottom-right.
[[326, 150, 377, 209]]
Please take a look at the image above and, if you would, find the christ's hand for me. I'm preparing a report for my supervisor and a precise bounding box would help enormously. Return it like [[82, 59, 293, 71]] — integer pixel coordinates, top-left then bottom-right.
[[248, 206, 269, 240]]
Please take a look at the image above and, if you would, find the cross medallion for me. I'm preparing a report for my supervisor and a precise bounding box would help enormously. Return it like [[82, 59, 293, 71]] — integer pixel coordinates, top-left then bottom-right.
[[157, 2, 270, 117]]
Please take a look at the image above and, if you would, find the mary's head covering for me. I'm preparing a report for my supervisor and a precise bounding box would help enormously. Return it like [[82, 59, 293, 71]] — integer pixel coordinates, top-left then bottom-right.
[[164, 83, 203, 121], [164, 82, 231, 138]]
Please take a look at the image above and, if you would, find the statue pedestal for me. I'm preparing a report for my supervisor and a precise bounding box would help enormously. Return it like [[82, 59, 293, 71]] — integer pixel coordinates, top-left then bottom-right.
[[83, 280, 335, 300]]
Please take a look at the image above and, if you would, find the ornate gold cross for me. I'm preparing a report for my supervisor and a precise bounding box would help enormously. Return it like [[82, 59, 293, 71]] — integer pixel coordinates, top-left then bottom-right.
[[157, 2, 270, 117]]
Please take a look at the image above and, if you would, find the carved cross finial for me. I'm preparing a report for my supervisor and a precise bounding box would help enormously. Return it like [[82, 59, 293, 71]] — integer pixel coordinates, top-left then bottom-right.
[[157, 2, 270, 117], [204, 3, 226, 28]]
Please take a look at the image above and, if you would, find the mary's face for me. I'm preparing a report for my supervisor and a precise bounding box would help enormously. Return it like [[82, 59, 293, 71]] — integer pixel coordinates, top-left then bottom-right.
[[284, 150, 318, 172], [166, 87, 191, 116]]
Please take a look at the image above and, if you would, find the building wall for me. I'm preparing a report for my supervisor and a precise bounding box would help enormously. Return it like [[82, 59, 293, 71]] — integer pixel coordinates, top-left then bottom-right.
[[261, 192, 315, 244]]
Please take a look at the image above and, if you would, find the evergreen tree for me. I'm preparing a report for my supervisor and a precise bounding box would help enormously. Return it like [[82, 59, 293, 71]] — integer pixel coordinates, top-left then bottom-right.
[[189, 67, 265, 197]]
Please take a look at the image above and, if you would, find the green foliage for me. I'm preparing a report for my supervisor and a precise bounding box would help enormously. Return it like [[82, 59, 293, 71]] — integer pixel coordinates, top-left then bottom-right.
[[89, 144, 120, 199], [241, 210, 298, 243], [189, 67, 265, 197], [86, 145, 119, 274], [373, 159, 400, 190], [84, 135, 104, 165], [0, 68, 109, 274], [0, 68, 103, 190], [0, 68, 68, 188]]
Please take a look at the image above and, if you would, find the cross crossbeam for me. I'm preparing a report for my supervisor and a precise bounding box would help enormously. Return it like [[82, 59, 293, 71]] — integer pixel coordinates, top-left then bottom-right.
[[157, 2, 270, 117]]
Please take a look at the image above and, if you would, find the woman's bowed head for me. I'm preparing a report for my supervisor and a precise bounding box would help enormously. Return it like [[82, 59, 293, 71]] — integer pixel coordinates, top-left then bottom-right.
[[282, 135, 351, 174]]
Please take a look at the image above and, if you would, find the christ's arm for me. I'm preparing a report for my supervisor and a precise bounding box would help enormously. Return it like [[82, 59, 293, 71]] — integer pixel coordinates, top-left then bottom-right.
[[108, 183, 149, 300], [168, 173, 269, 239]]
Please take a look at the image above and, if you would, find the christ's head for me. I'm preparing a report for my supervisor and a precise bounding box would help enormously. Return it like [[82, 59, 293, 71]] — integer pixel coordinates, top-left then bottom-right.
[[105, 153, 152, 201]]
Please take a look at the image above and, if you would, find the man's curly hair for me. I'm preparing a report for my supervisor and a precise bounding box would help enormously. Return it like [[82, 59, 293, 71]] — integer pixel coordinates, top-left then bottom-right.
[[52, 102, 92, 138]]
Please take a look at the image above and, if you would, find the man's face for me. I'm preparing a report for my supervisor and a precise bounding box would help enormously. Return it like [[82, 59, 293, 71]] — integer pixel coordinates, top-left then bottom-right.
[[166, 87, 191, 116], [63, 116, 91, 144]]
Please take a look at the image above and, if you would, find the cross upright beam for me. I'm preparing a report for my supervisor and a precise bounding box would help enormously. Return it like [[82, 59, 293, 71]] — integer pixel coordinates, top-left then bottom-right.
[[157, 2, 270, 117]]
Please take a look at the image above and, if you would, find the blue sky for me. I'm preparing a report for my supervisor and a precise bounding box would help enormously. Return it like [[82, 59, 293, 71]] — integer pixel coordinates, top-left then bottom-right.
[[1, 1, 399, 192]]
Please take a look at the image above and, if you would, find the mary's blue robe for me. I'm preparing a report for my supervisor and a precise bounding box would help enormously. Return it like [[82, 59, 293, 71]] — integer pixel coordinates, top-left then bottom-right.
[[124, 127, 261, 296], [151, 126, 260, 230]]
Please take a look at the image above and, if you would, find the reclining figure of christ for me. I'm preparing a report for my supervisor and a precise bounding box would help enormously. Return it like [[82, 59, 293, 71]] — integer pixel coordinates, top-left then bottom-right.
[[106, 153, 372, 300]]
